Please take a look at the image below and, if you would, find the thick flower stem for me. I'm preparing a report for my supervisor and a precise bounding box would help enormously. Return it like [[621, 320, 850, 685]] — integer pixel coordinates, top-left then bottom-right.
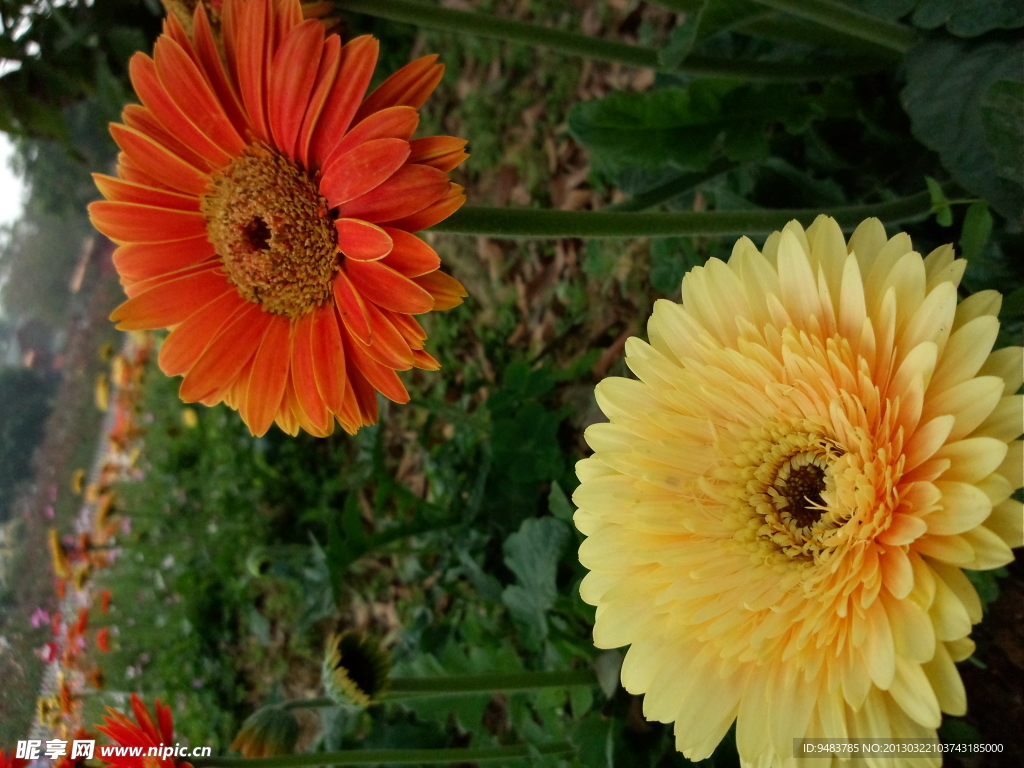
[[742, 0, 918, 53], [381, 669, 598, 699], [430, 187, 948, 239], [191, 742, 574, 767], [336, 0, 885, 81]]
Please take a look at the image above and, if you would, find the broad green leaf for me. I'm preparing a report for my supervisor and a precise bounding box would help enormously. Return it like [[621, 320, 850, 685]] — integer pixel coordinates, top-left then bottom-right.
[[981, 80, 1024, 188], [925, 176, 952, 226], [502, 517, 570, 646], [902, 39, 1024, 220], [569, 86, 730, 172], [959, 202, 993, 261], [910, 0, 1024, 37]]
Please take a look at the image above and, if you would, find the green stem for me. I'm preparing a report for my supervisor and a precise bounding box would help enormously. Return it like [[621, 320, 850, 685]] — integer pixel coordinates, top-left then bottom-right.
[[282, 697, 335, 710], [733, 14, 900, 59], [430, 188, 945, 239], [744, 0, 918, 53], [192, 743, 573, 768], [381, 670, 597, 699], [604, 159, 737, 213], [336, 0, 884, 81]]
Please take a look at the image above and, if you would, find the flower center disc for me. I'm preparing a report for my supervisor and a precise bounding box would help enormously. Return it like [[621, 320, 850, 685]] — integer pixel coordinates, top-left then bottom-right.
[[202, 145, 338, 319], [771, 455, 828, 528]]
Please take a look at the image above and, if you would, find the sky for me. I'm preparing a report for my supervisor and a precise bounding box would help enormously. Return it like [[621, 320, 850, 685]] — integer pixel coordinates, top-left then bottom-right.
[[0, 132, 25, 228]]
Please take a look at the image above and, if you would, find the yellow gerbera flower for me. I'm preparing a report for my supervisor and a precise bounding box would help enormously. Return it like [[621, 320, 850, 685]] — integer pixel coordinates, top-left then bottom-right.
[[574, 216, 1023, 767]]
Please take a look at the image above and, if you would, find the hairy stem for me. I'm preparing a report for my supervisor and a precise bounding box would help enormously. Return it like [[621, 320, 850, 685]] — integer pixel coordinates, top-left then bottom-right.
[[430, 188, 945, 239], [192, 742, 574, 767], [336, 0, 885, 80]]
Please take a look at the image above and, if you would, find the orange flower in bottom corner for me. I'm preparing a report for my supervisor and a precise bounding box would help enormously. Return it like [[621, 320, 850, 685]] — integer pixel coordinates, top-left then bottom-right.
[[97, 695, 191, 768], [1, 751, 29, 768]]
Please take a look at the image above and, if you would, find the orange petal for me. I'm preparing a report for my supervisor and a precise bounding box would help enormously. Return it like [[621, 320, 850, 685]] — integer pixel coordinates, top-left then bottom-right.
[[192, 3, 251, 137], [130, 50, 226, 169], [268, 20, 323, 158], [332, 269, 371, 343], [380, 227, 440, 276], [89, 201, 208, 244], [309, 35, 378, 169], [343, 325, 409, 404], [121, 103, 207, 173], [383, 183, 465, 232], [338, 164, 449, 223], [110, 265, 229, 330], [155, 36, 247, 158], [117, 146, 174, 191], [329, 105, 418, 159], [345, 259, 435, 315], [310, 304, 347, 414], [361, 302, 414, 368], [414, 270, 467, 311], [274, 0, 304, 48], [276, 378, 303, 436], [296, 34, 340, 169], [236, 0, 273, 143], [243, 315, 291, 437], [179, 303, 271, 403], [110, 123, 211, 196], [335, 218, 393, 260], [354, 54, 443, 122], [408, 136, 469, 172], [224, 355, 255, 410], [93, 174, 200, 210], [121, 258, 218, 298], [387, 310, 427, 349], [161, 12, 192, 53], [128, 54, 222, 171], [159, 289, 246, 376], [290, 310, 332, 432], [320, 137, 410, 206], [412, 348, 440, 370], [337, 360, 374, 433], [113, 238, 217, 282]]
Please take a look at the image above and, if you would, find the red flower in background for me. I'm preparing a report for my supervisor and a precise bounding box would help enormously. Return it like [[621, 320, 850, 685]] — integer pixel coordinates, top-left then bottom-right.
[[96, 627, 111, 652]]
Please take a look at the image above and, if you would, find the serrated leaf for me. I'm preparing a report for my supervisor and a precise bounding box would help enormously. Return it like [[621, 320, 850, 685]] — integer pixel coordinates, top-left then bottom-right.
[[981, 80, 1024, 188], [902, 39, 1024, 220], [501, 517, 570, 646], [959, 202, 993, 261]]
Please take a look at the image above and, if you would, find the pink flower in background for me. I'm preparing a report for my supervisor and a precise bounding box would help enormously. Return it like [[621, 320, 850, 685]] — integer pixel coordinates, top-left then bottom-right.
[[44, 505, 55, 518], [30, 608, 50, 628], [48, 484, 58, 502]]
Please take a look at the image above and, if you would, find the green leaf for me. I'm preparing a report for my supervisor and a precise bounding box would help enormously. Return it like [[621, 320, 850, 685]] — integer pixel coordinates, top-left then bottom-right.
[[902, 39, 1024, 220], [964, 567, 1006, 612], [502, 517, 570, 647], [910, 0, 1024, 37], [650, 237, 701, 295], [568, 86, 730, 173], [925, 176, 952, 226], [959, 202, 993, 261], [981, 80, 1024, 188], [1000, 287, 1024, 320], [659, 3, 705, 70], [548, 481, 575, 524]]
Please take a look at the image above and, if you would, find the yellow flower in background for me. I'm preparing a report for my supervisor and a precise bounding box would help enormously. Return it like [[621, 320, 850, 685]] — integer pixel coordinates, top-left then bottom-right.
[[95, 373, 111, 411], [574, 216, 1023, 767], [48, 529, 71, 579], [71, 468, 86, 494], [181, 407, 199, 428]]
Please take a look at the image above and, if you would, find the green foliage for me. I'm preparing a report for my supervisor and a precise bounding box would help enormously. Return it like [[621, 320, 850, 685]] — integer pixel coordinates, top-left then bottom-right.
[[502, 517, 570, 648], [959, 202, 993, 261], [902, 39, 1024, 220]]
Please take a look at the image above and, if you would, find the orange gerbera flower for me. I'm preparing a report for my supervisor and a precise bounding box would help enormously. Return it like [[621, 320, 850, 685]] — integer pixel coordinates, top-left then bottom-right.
[[96, 695, 190, 768], [0, 751, 29, 768], [89, 0, 468, 437]]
